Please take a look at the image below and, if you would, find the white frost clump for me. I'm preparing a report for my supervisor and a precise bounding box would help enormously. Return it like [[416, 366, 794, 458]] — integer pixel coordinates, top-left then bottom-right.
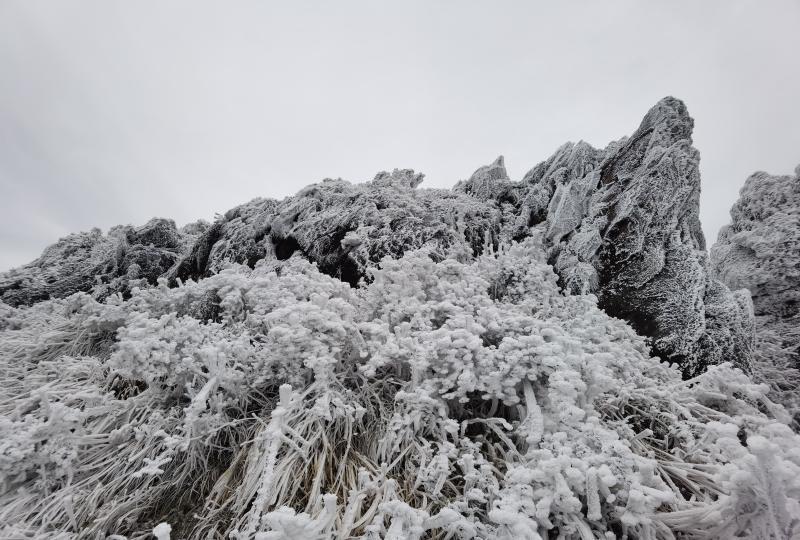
[[0, 235, 798, 539], [153, 522, 172, 540]]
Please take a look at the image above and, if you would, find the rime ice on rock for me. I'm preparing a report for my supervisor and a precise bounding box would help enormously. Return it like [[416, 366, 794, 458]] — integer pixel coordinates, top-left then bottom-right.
[[1, 137, 800, 537], [0, 97, 755, 377], [0, 218, 203, 306], [470, 97, 754, 376], [170, 170, 503, 287], [712, 168, 800, 321], [454, 155, 515, 202], [711, 166, 800, 423]]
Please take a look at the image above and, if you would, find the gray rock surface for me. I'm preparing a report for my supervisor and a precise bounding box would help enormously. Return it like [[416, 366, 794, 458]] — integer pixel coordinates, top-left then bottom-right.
[[711, 167, 800, 320]]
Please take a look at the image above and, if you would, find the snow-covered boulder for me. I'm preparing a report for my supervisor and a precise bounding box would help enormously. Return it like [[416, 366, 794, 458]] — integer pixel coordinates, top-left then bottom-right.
[[711, 166, 800, 319]]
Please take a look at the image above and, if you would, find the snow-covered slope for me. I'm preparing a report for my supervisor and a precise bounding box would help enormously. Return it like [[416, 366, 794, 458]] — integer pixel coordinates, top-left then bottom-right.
[[1, 98, 798, 539]]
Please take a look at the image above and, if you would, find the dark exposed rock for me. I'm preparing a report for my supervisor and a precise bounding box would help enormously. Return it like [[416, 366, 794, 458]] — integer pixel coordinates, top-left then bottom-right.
[[169, 221, 227, 282]]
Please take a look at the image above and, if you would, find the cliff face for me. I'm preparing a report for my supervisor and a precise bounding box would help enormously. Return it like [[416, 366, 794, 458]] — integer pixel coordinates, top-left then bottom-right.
[[0, 97, 756, 377], [711, 166, 800, 422]]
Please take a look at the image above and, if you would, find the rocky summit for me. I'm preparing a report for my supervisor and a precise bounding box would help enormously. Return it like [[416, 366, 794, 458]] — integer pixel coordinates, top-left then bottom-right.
[[0, 97, 756, 378]]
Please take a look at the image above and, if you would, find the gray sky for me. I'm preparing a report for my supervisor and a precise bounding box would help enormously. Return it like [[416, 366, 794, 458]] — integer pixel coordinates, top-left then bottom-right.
[[1, 1, 798, 271]]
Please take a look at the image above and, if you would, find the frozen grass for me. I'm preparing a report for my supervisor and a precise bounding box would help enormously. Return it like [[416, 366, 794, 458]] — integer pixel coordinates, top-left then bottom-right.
[[1, 237, 798, 539]]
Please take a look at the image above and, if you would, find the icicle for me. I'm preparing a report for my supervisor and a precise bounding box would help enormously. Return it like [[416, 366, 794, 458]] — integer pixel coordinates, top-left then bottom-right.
[[243, 384, 296, 537], [522, 379, 543, 451], [586, 467, 601, 521]]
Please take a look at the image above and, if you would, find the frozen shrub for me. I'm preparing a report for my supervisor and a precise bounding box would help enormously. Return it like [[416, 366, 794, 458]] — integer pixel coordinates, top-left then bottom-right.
[[0, 236, 798, 539]]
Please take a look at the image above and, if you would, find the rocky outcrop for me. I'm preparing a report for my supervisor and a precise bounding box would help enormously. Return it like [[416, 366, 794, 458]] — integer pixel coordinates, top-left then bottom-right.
[[170, 169, 503, 286], [463, 97, 754, 376], [0, 97, 756, 378], [711, 166, 800, 422], [0, 218, 203, 306], [711, 166, 800, 322], [169, 198, 277, 282]]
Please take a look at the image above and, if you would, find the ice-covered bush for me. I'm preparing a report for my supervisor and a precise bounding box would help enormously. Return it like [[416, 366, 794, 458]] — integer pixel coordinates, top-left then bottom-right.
[[1, 236, 798, 539]]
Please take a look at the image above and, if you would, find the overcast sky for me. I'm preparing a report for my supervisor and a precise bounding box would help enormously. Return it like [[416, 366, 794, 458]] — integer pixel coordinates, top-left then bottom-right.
[[1, 1, 798, 271]]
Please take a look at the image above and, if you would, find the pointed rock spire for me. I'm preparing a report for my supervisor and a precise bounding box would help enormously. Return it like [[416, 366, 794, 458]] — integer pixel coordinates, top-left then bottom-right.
[[454, 155, 513, 202]]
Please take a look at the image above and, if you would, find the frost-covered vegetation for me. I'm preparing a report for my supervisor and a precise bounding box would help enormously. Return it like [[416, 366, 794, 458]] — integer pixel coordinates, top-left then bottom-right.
[[2, 235, 798, 539]]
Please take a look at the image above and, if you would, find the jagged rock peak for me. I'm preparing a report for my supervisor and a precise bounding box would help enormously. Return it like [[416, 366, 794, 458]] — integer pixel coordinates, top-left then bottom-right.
[[638, 95, 694, 144], [520, 97, 747, 376], [453, 155, 512, 202], [463, 97, 751, 376], [473, 155, 508, 181]]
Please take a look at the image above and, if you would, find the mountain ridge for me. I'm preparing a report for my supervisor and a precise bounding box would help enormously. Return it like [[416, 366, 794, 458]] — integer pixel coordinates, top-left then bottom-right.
[[0, 97, 756, 378]]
